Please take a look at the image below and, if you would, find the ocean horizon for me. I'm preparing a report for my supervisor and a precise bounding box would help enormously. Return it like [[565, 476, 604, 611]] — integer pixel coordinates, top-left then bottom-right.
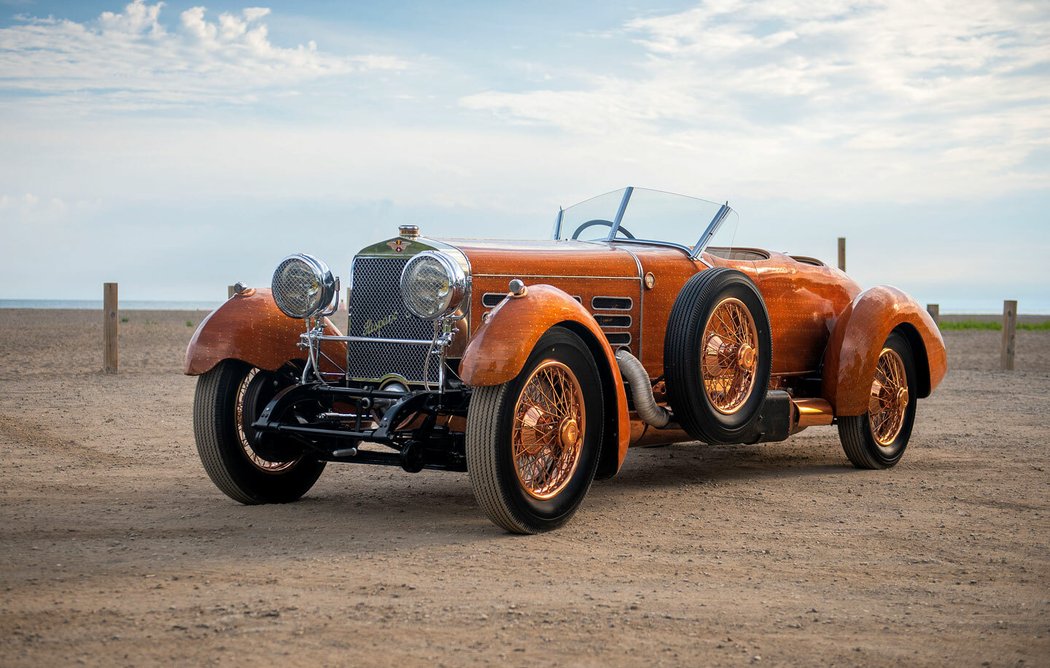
[[0, 299, 224, 311], [0, 298, 1047, 315]]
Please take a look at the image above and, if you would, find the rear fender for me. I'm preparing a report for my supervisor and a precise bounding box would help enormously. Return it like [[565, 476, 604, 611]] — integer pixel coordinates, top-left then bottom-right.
[[460, 284, 631, 476], [184, 288, 345, 376], [822, 286, 947, 415]]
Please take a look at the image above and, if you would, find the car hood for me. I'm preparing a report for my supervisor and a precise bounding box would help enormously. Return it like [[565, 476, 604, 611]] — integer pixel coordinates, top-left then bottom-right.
[[441, 238, 643, 279]]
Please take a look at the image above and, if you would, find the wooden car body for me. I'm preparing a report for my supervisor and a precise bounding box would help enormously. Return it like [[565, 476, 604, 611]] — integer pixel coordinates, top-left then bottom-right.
[[185, 186, 947, 533]]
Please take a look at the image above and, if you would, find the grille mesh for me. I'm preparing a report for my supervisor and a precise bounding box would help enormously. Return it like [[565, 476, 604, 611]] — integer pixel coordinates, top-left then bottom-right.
[[346, 257, 439, 384]]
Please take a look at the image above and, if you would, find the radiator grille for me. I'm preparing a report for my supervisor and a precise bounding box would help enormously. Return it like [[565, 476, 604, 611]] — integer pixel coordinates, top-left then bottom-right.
[[346, 257, 438, 384]]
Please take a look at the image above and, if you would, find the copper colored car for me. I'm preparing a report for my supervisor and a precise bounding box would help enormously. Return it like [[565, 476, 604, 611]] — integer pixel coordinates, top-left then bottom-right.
[[185, 187, 947, 533]]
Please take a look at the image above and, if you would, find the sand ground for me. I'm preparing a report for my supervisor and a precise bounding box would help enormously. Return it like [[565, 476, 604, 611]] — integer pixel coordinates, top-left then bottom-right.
[[0, 308, 1047, 666]]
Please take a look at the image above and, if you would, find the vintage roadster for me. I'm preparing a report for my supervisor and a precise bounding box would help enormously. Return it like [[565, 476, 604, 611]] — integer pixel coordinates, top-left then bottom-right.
[[185, 187, 947, 533]]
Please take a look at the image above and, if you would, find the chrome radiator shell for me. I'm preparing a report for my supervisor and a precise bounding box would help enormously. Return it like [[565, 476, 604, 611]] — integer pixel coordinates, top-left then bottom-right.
[[345, 237, 470, 386]]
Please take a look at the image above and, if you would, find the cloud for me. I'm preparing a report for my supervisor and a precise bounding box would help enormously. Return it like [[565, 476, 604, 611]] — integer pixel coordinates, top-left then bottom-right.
[[0, 192, 101, 228], [461, 0, 1050, 200], [0, 1, 408, 108]]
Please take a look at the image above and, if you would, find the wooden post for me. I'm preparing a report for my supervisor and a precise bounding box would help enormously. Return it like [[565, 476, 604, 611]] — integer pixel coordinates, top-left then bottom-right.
[[228, 284, 236, 299], [927, 304, 940, 327], [837, 237, 846, 271], [1001, 300, 1017, 371], [103, 282, 118, 374]]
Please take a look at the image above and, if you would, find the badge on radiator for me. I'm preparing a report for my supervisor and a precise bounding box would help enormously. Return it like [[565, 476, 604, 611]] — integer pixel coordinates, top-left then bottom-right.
[[387, 239, 411, 253]]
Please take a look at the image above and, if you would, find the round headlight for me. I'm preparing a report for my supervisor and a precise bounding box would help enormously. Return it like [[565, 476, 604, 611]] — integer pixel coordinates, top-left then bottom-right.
[[271, 253, 336, 319], [400, 251, 468, 320]]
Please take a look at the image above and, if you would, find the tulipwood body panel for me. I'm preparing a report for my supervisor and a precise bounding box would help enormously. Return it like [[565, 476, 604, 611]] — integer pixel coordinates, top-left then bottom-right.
[[458, 283, 632, 469], [453, 240, 862, 386], [184, 288, 345, 376], [821, 285, 947, 415]]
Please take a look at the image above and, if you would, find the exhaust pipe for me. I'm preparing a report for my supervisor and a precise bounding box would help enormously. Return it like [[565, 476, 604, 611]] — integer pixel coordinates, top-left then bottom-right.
[[615, 350, 671, 428]]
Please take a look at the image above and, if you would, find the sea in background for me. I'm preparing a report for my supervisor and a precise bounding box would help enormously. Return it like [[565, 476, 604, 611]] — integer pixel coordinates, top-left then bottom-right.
[[0, 299, 223, 311], [0, 298, 1047, 315]]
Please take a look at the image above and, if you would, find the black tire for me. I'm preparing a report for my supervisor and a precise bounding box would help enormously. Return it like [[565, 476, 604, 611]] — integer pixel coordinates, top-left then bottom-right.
[[193, 360, 325, 504], [664, 268, 772, 444], [838, 331, 917, 469], [466, 327, 603, 534]]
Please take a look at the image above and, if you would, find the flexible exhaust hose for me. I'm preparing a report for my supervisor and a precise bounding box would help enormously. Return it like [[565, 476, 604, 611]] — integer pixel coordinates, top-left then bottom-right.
[[614, 349, 671, 428]]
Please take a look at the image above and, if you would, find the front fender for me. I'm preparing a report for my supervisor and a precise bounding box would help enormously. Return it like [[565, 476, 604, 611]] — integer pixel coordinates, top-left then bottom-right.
[[460, 284, 631, 473], [184, 288, 345, 376], [822, 286, 947, 415]]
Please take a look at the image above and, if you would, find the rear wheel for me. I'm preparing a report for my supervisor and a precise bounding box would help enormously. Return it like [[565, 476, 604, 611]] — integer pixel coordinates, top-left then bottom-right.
[[837, 332, 917, 469], [194, 360, 325, 504], [466, 327, 603, 534]]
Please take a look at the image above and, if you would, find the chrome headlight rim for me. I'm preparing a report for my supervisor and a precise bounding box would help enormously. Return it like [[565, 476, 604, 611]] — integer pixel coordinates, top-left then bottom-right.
[[400, 251, 468, 320], [271, 253, 337, 320]]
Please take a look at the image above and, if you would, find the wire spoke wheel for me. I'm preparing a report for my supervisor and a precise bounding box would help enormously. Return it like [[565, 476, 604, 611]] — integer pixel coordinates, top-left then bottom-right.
[[235, 368, 299, 473], [665, 268, 771, 444], [194, 360, 325, 505], [701, 297, 759, 415], [466, 326, 602, 534], [868, 347, 909, 447], [837, 331, 917, 470], [511, 361, 585, 500]]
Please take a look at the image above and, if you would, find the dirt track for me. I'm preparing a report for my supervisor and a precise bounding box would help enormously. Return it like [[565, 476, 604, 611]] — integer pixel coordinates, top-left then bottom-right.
[[1, 309, 1048, 666]]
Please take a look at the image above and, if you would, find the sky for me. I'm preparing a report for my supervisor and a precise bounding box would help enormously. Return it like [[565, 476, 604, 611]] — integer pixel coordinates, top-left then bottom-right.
[[1, 0, 1048, 311]]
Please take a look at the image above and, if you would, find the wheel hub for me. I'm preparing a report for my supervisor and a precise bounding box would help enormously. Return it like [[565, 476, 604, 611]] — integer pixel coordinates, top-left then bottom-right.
[[559, 418, 580, 449], [868, 347, 909, 447], [700, 297, 759, 415], [737, 343, 756, 371], [511, 360, 586, 500]]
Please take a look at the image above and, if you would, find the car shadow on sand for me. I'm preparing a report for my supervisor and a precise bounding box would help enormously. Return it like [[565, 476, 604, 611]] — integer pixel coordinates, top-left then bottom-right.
[[183, 439, 863, 546]]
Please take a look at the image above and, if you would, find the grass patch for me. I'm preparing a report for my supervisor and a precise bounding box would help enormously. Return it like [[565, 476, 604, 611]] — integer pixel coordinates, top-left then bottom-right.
[[186, 320, 194, 327], [939, 320, 1050, 331]]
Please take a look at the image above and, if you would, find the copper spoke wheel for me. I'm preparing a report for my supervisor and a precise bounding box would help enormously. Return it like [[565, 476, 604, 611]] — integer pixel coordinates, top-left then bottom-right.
[[701, 297, 759, 415], [837, 332, 916, 470], [868, 347, 909, 447], [194, 360, 325, 505], [466, 326, 602, 534], [235, 368, 298, 473], [511, 361, 585, 500]]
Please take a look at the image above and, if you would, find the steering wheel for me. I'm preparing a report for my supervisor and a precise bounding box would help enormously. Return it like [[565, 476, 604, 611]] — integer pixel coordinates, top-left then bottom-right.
[[570, 219, 636, 240]]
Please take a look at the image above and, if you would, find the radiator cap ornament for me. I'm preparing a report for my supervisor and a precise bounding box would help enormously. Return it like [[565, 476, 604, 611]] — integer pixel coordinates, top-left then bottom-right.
[[399, 225, 420, 239]]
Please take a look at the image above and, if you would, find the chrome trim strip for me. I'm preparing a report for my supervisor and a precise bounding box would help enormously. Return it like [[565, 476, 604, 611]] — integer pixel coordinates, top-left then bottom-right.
[[606, 238, 692, 254], [618, 246, 645, 364], [319, 334, 435, 346], [473, 274, 638, 281]]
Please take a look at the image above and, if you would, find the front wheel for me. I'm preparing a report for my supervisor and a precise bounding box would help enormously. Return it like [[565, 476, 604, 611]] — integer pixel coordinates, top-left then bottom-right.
[[466, 327, 604, 534], [837, 331, 917, 469], [194, 360, 325, 504]]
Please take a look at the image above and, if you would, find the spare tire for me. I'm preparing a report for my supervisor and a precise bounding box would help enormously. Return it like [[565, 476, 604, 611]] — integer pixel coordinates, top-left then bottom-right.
[[664, 268, 772, 444]]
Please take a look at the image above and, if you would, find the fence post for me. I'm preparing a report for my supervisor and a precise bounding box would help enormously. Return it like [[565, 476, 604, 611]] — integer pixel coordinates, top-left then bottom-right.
[[103, 282, 118, 374], [1001, 300, 1017, 371], [837, 237, 846, 271], [927, 304, 940, 327]]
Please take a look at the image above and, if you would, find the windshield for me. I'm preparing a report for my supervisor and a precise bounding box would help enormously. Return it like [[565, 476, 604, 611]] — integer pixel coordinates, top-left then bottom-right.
[[554, 187, 738, 256]]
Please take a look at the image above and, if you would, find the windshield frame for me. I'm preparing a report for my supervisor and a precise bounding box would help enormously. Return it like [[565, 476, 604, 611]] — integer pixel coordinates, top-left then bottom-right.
[[553, 186, 735, 262]]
